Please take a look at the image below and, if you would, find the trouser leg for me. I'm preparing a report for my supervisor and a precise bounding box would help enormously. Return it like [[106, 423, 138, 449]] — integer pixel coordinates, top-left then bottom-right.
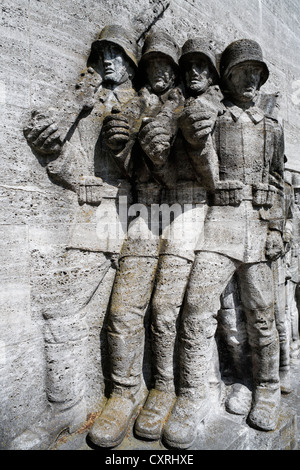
[[151, 255, 193, 393], [179, 252, 238, 400], [218, 275, 251, 383], [135, 254, 193, 440], [8, 248, 111, 450], [104, 212, 160, 398], [89, 214, 160, 448], [290, 282, 300, 356], [152, 203, 206, 393], [218, 277, 253, 416], [163, 252, 237, 449], [107, 254, 158, 398], [44, 314, 88, 412], [135, 204, 206, 442], [273, 260, 292, 393], [238, 262, 281, 431]]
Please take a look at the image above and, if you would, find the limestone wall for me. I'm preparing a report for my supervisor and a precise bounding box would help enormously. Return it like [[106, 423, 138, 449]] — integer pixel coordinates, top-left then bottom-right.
[[0, 0, 299, 447]]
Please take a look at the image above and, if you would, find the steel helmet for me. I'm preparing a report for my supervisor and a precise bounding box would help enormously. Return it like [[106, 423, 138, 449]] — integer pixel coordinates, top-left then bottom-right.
[[91, 24, 139, 69], [140, 30, 180, 69], [220, 39, 269, 85], [179, 38, 219, 80]]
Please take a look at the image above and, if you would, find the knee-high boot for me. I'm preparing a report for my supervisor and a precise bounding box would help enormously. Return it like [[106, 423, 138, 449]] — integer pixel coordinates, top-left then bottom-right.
[[9, 314, 89, 450], [246, 306, 281, 431], [89, 253, 158, 448], [163, 309, 217, 449], [135, 255, 192, 441]]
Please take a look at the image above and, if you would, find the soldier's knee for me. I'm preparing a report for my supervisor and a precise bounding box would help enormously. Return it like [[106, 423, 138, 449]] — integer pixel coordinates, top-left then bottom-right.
[[152, 296, 178, 332], [108, 305, 144, 336]]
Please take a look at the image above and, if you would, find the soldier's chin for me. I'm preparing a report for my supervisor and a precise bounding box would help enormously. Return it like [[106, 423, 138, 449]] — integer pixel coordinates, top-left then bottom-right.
[[188, 81, 208, 95], [240, 90, 257, 101], [152, 80, 169, 93], [104, 72, 118, 83]]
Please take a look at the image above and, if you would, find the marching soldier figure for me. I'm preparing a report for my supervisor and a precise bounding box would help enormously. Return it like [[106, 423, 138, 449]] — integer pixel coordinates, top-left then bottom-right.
[[163, 39, 285, 449], [88, 30, 183, 449], [135, 38, 223, 442], [11, 25, 140, 451]]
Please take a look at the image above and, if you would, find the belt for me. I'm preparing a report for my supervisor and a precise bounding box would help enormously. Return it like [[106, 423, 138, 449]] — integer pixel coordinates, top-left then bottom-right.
[[211, 183, 277, 208], [161, 182, 206, 205], [136, 182, 207, 205]]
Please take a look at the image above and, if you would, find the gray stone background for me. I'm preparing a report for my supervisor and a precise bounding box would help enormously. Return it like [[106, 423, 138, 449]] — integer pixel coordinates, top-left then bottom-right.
[[0, 0, 300, 447]]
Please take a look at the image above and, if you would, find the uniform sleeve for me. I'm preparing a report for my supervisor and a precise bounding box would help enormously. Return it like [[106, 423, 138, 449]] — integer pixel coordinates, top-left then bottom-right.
[[269, 120, 285, 183], [268, 121, 285, 232]]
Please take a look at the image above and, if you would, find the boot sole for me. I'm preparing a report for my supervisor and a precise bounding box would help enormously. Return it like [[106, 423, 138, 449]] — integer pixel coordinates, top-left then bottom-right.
[[163, 435, 195, 450], [89, 427, 127, 449], [135, 427, 161, 441]]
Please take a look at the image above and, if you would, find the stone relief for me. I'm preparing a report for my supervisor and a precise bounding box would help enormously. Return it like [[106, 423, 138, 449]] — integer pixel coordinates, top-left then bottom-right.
[[11, 24, 299, 450]]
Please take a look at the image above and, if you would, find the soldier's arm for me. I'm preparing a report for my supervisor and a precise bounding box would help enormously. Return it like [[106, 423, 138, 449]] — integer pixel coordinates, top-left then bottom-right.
[[24, 67, 102, 157], [179, 97, 221, 192], [138, 88, 184, 169], [102, 96, 147, 180], [185, 133, 220, 191], [265, 121, 286, 260]]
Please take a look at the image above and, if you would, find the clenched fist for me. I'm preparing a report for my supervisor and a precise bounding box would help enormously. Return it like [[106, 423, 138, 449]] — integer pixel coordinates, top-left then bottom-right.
[[102, 109, 130, 152], [265, 230, 285, 261], [139, 116, 174, 167], [179, 101, 216, 148]]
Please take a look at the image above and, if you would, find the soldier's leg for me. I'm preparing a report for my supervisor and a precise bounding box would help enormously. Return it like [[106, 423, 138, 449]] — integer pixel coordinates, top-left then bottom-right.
[[163, 251, 238, 449], [273, 259, 292, 394], [135, 254, 193, 440], [218, 276, 253, 416], [291, 282, 300, 357], [218, 275, 251, 381], [89, 215, 160, 448], [9, 249, 110, 450], [238, 262, 281, 432], [135, 203, 206, 440]]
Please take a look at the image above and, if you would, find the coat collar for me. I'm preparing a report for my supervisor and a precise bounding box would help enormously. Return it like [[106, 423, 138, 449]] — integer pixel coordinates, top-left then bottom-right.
[[224, 100, 265, 124], [140, 85, 176, 104], [98, 85, 136, 105]]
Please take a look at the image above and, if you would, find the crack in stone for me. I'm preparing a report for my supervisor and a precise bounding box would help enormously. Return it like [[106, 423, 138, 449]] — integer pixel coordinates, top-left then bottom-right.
[[135, 0, 171, 44]]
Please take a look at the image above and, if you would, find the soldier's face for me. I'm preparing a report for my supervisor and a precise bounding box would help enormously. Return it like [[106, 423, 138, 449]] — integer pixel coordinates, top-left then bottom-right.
[[101, 44, 133, 85], [185, 58, 212, 95], [226, 63, 262, 102], [145, 56, 176, 94]]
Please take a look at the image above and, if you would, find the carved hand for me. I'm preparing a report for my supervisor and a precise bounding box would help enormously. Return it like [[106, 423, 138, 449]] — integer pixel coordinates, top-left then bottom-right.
[[179, 105, 216, 148], [24, 109, 63, 156], [265, 230, 285, 261], [139, 117, 173, 167], [102, 110, 130, 153]]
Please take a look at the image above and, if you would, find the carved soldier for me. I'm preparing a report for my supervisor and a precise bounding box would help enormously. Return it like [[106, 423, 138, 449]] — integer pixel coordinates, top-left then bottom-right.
[[88, 30, 183, 449], [134, 38, 223, 442], [11, 25, 139, 450], [162, 39, 285, 449], [219, 173, 294, 417], [286, 174, 300, 359], [272, 172, 294, 395], [24, 25, 140, 196]]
